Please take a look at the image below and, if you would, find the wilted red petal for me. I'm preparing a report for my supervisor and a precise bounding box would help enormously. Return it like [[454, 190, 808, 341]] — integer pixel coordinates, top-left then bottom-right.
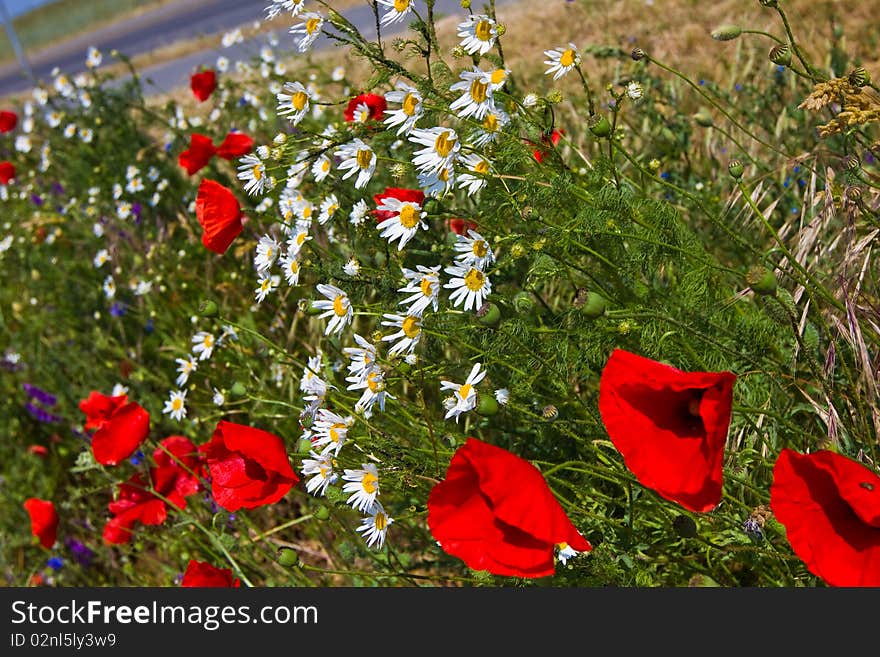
[[195, 179, 243, 255], [23, 498, 58, 549], [216, 132, 254, 159], [91, 401, 150, 466], [190, 70, 217, 102], [598, 349, 735, 513], [178, 133, 217, 175], [0, 110, 17, 133], [771, 449, 880, 587], [0, 161, 15, 185], [181, 560, 240, 587]]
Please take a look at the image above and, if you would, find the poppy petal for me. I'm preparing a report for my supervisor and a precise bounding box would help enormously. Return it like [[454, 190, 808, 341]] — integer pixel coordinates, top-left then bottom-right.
[[215, 132, 254, 159], [178, 133, 217, 175], [195, 179, 243, 255], [23, 498, 58, 549], [91, 401, 150, 466], [181, 560, 240, 587]]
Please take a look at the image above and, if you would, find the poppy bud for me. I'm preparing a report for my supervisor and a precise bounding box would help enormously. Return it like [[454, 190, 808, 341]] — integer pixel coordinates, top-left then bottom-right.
[[631, 47, 647, 61], [847, 66, 870, 88], [843, 154, 860, 172], [314, 505, 330, 520], [278, 548, 299, 566], [728, 160, 744, 179], [579, 291, 607, 319], [542, 404, 559, 421], [512, 291, 535, 315], [588, 114, 612, 138], [746, 266, 777, 296], [198, 299, 219, 318], [769, 44, 792, 66], [759, 0, 778, 7], [711, 25, 742, 41], [476, 301, 501, 328], [476, 393, 499, 416], [673, 514, 698, 538], [228, 381, 247, 399], [693, 109, 714, 127]]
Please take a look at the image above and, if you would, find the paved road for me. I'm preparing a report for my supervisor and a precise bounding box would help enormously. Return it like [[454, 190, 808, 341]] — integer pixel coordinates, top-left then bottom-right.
[[1, 0, 520, 98]]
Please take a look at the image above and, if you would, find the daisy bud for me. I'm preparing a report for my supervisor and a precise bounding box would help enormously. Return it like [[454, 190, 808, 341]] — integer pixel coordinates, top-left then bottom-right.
[[198, 299, 219, 318], [648, 158, 661, 171], [848, 67, 870, 87], [547, 90, 563, 104], [496, 24, 506, 36], [476, 302, 501, 328], [460, 0, 471, 8], [588, 114, 612, 138], [711, 25, 742, 41], [693, 109, 713, 127], [513, 291, 535, 315], [631, 47, 647, 61], [451, 45, 467, 58], [727, 160, 744, 179], [746, 266, 777, 296], [476, 392, 499, 416], [672, 514, 698, 538], [390, 163, 408, 180], [278, 548, 299, 567], [314, 505, 330, 520], [625, 81, 643, 101], [768, 44, 791, 66]]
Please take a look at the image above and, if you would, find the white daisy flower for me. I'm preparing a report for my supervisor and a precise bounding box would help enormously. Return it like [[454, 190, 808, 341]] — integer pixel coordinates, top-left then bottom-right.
[[336, 139, 376, 190], [290, 12, 324, 52], [255, 234, 281, 274], [449, 67, 497, 120], [457, 14, 498, 56], [311, 154, 332, 182], [318, 194, 340, 225], [344, 334, 379, 385], [332, 66, 346, 81], [216, 55, 229, 72], [409, 127, 460, 175], [162, 389, 188, 422], [286, 224, 312, 258], [453, 229, 495, 269], [381, 313, 423, 356], [238, 153, 268, 196], [313, 283, 353, 337], [102, 275, 116, 299], [276, 81, 311, 124], [175, 356, 198, 388], [444, 262, 492, 312], [265, 0, 306, 20], [457, 153, 491, 196], [212, 388, 225, 406], [349, 199, 370, 225], [280, 253, 301, 286], [556, 542, 581, 565], [254, 273, 280, 303], [440, 362, 486, 422], [93, 249, 110, 268], [347, 369, 394, 418], [470, 107, 510, 147], [377, 0, 414, 26], [342, 463, 380, 513], [626, 81, 644, 101], [397, 265, 441, 315], [417, 164, 454, 198], [384, 81, 423, 136], [375, 196, 428, 250], [302, 450, 337, 496], [312, 409, 354, 456], [85, 46, 102, 69], [544, 43, 581, 80], [294, 197, 315, 223], [343, 258, 360, 276], [111, 383, 129, 397], [357, 501, 393, 549], [191, 331, 216, 361], [494, 388, 510, 405]]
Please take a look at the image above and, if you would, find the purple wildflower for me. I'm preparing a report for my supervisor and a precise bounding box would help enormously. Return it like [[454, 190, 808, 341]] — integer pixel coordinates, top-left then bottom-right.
[[23, 383, 57, 407]]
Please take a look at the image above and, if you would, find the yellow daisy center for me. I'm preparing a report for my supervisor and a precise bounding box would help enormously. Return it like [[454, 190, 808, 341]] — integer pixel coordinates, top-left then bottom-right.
[[374, 512, 388, 531], [402, 92, 419, 116], [302, 205, 313, 219], [472, 240, 488, 257], [172, 398, 183, 411], [361, 472, 378, 494], [321, 159, 330, 172], [252, 164, 263, 180], [474, 159, 489, 174], [367, 371, 382, 393], [469, 79, 489, 104], [296, 232, 307, 246], [203, 336, 214, 348], [356, 148, 374, 169], [394, 0, 410, 11], [490, 68, 507, 85], [329, 422, 346, 443], [306, 17, 320, 35], [474, 20, 493, 42], [326, 204, 338, 216], [292, 90, 308, 110], [402, 316, 421, 339], [482, 113, 499, 132], [557, 542, 569, 551], [560, 49, 576, 67], [420, 277, 435, 297], [464, 268, 485, 291], [289, 260, 299, 273], [333, 294, 348, 317], [434, 130, 455, 158], [458, 383, 473, 399], [399, 203, 419, 229], [438, 167, 450, 182]]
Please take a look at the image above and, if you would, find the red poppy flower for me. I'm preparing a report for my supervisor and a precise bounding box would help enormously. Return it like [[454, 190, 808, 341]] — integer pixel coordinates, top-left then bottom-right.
[[771, 449, 880, 587], [0, 110, 17, 133], [532, 128, 564, 163], [597, 349, 736, 513], [344, 93, 387, 122], [0, 161, 15, 184], [91, 401, 150, 467], [181, 560, 241, 587], [27, 445, 49, 458], [79, 390, 129, 431], [202, 420, 298, 512], [216, 132, 254, 160], [372, 187, 425, 221], [178, 133, 217, 175], [448, 218, 478, 236], [427, 438, 592, 578], [23, 498, 58, 549], [190, 70, 217, 102], [103, 436, 203, 545], [195, 179, 243, 255]]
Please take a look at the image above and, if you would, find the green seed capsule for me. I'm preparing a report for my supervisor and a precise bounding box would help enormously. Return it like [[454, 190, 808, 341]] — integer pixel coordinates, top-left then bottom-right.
[[315, 506, 330, 521], [228, 381, 247, 399], [728, 160, 744, 180], [278, 548, 299, 566], [476, 302, 501, 328], [580, 291, 607, 319], [198, 299, 219, 318], [746, 266, 777, 296], [476, 393, 499, 416]]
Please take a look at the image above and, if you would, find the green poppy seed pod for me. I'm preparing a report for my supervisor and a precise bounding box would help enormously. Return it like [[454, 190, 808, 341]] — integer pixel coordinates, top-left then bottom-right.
[[198, 299, 219, 318], [580, 291, 607, 319], [673, 515, 698, 538], [278, 548, 299, 567], [512, 290, 535, 315], [728, 160, 744, 180], [844, 154, 861, 172], [746, 266, 777, 296], [299, 298, 323, 316], [476, 393, 499, 416], [588, 114, 613, 138], [476, 301, 501, 328], [631, 47, 647, 61], [711, 24, 742, 41], [228, 381, 247, 399], [769, 44, 792, 66], [848, 66, 870, 88], [297, 438, 313, 455], [693, 109, 714, 127], [314, 505, 330, 521]]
